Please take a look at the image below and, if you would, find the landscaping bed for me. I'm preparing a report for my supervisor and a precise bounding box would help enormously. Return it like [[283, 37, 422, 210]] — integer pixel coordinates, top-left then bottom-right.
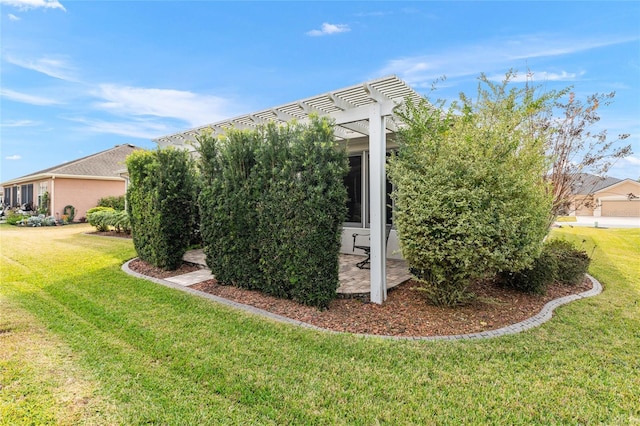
[[128, 258, 592, 337]]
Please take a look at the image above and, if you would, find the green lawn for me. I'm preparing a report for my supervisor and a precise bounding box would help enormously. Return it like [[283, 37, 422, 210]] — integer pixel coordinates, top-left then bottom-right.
[[1, 224, 639, 425]]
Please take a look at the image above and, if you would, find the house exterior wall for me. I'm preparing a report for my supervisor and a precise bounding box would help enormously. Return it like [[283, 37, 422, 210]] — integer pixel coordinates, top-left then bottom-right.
[[595, 181, 640, 200], [569, 195, 595, 216], [51, 178, 126, 220], [596, 181, 640, 217], [572, 180, 640, 217]]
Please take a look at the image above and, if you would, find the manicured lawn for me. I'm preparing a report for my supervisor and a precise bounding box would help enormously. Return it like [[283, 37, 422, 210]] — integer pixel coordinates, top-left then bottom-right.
[[555, 216, 578, 222], [1, 224, 639, 424]]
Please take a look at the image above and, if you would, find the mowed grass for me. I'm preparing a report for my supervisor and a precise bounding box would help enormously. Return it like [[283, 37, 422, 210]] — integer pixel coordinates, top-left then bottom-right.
[[1, 224, 639, 424]]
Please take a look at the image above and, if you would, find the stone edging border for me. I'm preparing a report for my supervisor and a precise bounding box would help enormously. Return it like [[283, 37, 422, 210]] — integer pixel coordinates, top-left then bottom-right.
[[122, 259, 602, 341]]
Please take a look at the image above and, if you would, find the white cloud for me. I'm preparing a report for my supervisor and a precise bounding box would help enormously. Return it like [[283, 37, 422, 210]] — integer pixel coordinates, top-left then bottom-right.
[[378, 34, 639, 87], [5, 55, 77, 81], [93, 84, 235, 127], [487, 70, 586, 82], [0, 88, 61, 105], [0, 119, 39, 127], [67, 116, 177, 140], [622, 156, 640, 166], [5, 155, 22, 160], [306, 23, 350, 37], [0, 0, 65, 11], [8, 13, 20, 20]]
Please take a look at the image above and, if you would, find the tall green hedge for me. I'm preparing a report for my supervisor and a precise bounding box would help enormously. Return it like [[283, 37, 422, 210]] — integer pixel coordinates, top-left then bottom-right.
[[126, 148, 197, 270], [196, 116, 347, 308], [197, 129, 262, 289], [255, 119, 348, 307]]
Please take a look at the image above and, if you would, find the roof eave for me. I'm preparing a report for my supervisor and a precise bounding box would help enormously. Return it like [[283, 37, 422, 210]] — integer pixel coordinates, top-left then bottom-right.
[[2, 173, 125, 186]]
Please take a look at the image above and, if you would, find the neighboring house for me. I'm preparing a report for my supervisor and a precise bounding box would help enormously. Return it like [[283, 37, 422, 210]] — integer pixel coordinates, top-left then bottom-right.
[[569, 173, 640, 217], [1, 144, 143, 221]]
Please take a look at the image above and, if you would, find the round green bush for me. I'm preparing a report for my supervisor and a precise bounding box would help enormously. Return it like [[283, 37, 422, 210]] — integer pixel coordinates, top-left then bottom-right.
[[501, 249, 558, 294], [545, 239, 591, 286]]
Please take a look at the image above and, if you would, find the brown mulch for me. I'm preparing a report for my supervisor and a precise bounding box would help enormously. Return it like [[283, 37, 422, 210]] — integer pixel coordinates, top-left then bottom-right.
[[128, 258, 201, 279], [87, 230, 133, 239], [127, 257, 593, 337]]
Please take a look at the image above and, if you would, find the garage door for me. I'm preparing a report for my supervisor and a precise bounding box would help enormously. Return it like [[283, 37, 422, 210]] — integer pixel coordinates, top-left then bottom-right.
[[601, 200, 640, 217]]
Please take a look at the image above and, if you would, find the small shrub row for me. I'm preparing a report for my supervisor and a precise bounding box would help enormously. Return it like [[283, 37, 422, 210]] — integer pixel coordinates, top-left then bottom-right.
[[5, 212, 57, 226], [87, 209, 130, 233], [27, 215, 57, 227], [501, 239, 591, 294]]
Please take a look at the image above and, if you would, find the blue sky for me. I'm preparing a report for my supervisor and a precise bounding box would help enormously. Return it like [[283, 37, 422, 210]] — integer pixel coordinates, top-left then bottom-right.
[[1, 0, 639, 182]]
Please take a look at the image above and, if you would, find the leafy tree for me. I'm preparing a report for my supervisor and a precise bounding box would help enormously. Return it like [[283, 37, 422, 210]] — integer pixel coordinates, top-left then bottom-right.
[[388, 72, 554, 306], [546, 91, 632, 216]]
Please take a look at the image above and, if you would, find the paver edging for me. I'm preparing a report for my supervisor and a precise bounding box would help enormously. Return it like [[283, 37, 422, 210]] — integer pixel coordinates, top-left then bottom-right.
[[121, 259, 602, 341]]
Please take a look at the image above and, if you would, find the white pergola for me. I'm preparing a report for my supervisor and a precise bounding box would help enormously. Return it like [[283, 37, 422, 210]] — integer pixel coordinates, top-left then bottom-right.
[[154, 75, 421, 304]]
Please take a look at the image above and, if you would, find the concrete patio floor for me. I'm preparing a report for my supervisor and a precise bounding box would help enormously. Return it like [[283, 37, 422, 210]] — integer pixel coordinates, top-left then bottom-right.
[[182, 249, 412, 301]]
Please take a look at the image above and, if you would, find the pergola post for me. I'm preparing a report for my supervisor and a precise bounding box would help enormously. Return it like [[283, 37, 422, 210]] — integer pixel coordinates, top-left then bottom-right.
[[369, 103, 387, 304]]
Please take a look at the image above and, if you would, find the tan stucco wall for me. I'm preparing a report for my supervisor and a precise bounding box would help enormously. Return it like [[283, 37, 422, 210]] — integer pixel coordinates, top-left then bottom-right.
[[595, 181, 640, 200], [51, 178, 126, 220], [570, 195, 594, 216]]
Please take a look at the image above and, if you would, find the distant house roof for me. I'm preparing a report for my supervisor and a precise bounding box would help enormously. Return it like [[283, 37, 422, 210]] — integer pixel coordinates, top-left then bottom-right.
[[1, 144, 144, 186], [571, 173, 623, 195]]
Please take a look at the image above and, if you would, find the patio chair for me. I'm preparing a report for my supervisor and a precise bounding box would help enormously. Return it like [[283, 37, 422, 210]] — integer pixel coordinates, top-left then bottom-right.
[[352, 224, 392, 269]]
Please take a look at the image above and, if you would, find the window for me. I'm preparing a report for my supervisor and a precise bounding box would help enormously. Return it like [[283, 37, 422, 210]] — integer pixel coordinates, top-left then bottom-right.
[[344, 155, 363, 224], [38, 182, 48, 209], [21, 184, 34, 207], [344, 151, 394, 227]]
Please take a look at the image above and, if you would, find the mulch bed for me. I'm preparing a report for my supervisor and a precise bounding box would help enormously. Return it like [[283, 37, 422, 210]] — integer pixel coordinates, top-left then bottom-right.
[[128, 258, 201, 279], [87, 230, 133, 239], [127, 257, 592, 337]]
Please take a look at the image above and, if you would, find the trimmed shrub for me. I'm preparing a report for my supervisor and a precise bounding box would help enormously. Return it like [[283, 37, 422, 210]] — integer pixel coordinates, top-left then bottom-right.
[[545, 239, 590, 286], [87, 206, 116, 216], [97, 195, 125, 211], [501, 249, 558, 294], [502, 239, 590, 293], [127, 148, 197, 270], [111, 210, 131, 233], [196, 116, 348, 308], [197, 129, 262, 289], [88, 208, 115, 231], [254, 119, 348, 307]]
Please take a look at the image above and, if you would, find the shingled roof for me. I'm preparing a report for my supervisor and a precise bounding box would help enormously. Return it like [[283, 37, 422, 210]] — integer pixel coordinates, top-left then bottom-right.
[[571, 173, 623, 195], [2, 144, 143, 186]]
